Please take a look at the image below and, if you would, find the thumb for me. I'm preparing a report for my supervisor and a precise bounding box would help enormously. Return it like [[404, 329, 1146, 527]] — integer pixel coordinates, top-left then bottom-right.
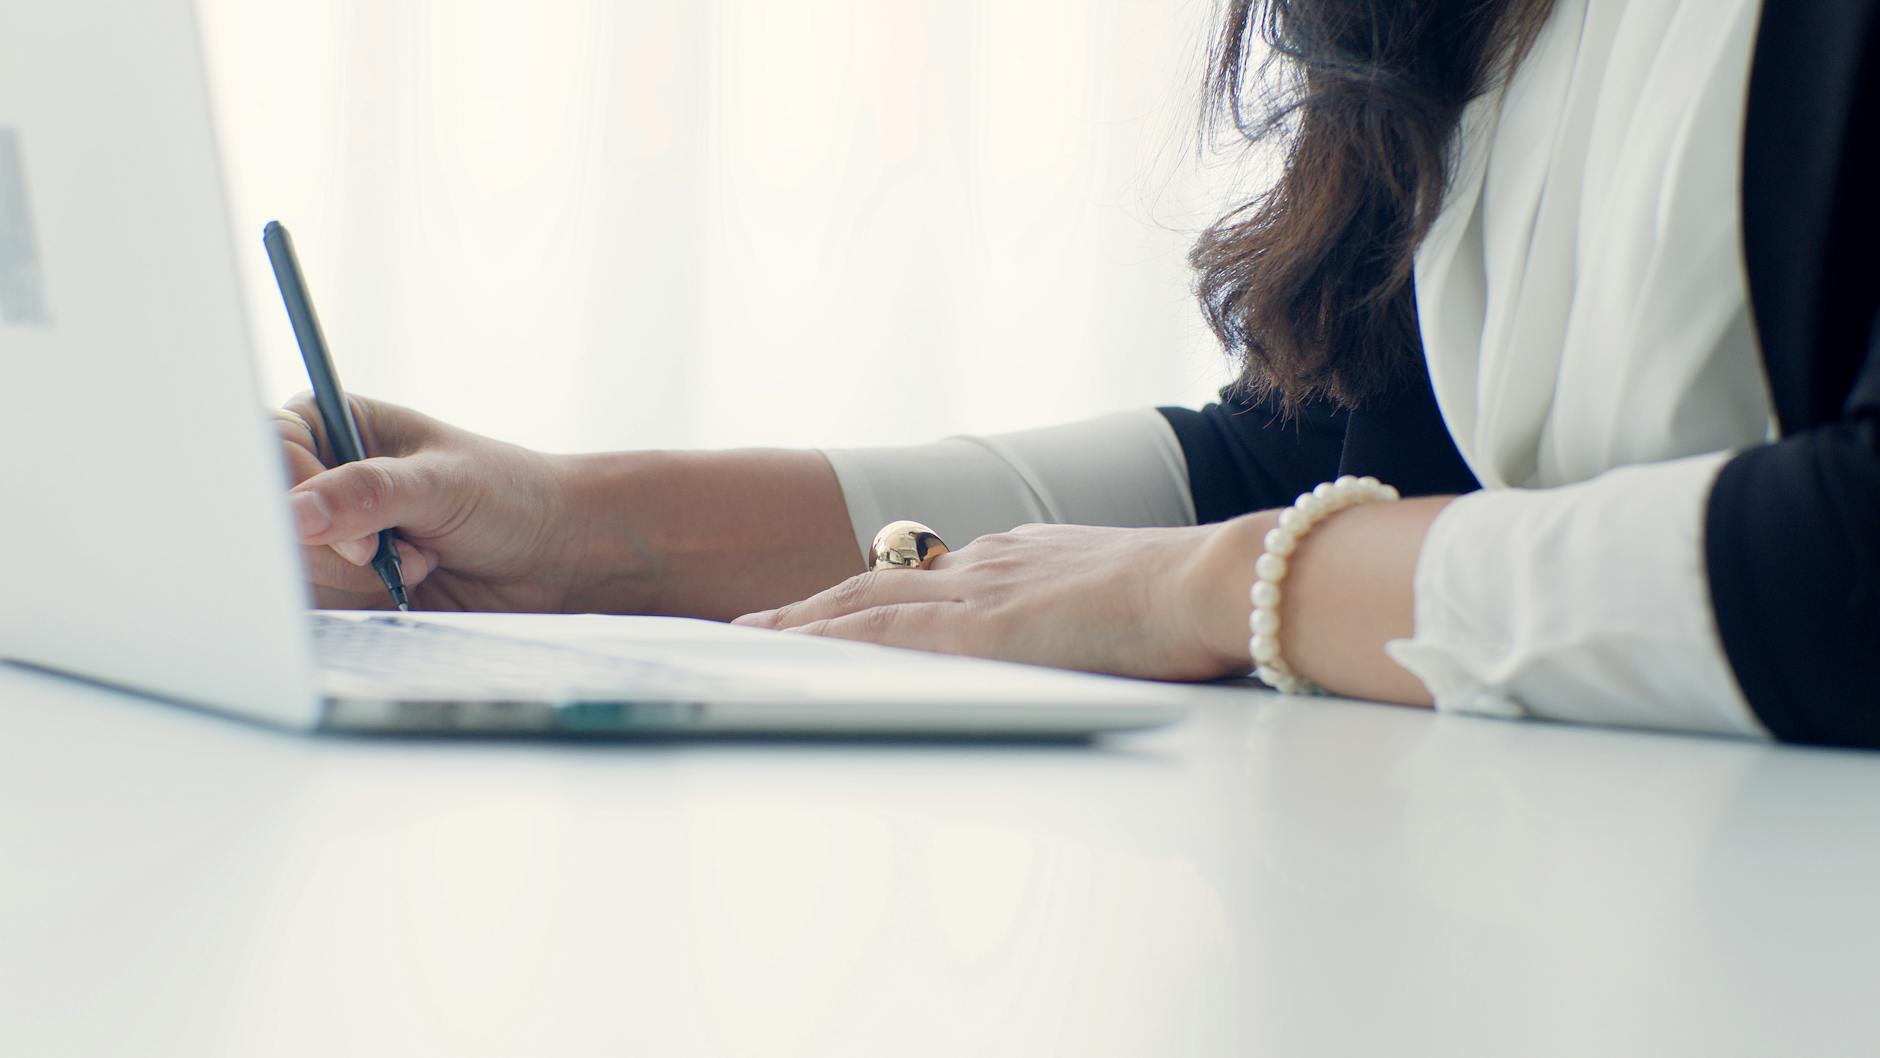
[[288, 456, 447, 547]]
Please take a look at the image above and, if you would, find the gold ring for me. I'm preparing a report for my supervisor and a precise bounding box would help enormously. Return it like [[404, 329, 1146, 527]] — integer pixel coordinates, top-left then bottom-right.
[[869, 520, 950, 571]]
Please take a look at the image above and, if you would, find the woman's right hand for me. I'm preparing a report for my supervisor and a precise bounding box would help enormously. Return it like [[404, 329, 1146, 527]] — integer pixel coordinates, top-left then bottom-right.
[[276, 394, 582, 612]]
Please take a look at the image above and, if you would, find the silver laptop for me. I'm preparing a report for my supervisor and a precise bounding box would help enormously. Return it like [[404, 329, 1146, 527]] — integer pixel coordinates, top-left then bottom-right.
[[0, 0, 1186, 737]]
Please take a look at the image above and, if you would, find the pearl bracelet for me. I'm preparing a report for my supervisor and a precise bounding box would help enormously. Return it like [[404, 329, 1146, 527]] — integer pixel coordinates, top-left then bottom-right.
[[1249, 475, 1400, 694]]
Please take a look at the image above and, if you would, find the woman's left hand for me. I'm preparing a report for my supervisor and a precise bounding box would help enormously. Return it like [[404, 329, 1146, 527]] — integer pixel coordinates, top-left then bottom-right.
[[732, 521, 1263, 681]]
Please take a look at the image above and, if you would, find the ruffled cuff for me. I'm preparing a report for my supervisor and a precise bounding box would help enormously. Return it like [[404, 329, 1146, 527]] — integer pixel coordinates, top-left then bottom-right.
[[1386, 451, 1769, 738]]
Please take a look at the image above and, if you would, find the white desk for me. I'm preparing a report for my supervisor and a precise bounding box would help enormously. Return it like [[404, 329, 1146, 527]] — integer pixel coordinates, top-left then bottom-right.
[[4, 658, 1878, 1057]]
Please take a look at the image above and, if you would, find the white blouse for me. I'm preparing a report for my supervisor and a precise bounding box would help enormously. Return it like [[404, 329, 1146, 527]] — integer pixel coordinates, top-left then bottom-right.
[[823, 0, 1775, 738]]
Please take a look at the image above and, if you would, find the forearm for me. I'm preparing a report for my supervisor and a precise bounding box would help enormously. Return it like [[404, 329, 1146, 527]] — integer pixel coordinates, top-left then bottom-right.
[[554, 448, 862, 620], [1188, 500, 1452, 704], [1208, 452, 1771, 737]]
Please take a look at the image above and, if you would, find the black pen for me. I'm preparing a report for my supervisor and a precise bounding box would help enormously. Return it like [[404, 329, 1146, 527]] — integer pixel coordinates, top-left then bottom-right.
[[262, 220, 411, 612]]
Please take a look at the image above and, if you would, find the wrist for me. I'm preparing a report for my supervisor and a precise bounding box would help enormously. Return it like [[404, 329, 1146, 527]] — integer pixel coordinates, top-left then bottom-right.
[[547, 451, 665, 611], [1178, 512, 1278, 678], [550, 450, 606, 569]]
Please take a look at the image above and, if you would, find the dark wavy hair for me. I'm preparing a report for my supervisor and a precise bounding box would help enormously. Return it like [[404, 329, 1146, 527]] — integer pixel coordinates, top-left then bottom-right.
[[1192, 0, 1557, 410]]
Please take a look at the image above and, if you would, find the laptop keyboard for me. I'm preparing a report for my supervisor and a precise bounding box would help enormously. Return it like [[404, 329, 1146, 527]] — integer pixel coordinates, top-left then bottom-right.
[[311, 614, 736, 699]]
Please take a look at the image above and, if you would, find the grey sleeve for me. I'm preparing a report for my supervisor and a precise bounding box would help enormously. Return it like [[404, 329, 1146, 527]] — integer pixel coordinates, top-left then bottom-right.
[[820, 408, 1196, 557]]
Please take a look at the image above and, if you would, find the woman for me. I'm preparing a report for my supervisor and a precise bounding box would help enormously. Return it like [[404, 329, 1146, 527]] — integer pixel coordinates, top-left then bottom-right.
[[277, 0, 1880, 746]]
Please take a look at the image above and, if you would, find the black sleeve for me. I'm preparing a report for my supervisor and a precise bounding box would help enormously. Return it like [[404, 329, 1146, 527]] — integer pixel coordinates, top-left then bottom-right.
[[1706, 0, 1880, 746], [1157, 393, 1348, 524], [1159, 359, 1480, 524], [1705, 316, 1880, 746]]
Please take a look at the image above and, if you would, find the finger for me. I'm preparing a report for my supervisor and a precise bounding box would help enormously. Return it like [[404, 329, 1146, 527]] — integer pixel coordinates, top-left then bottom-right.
[[787, 602, 970, 654], [331, 535, 378, 566], [281, 391, 364, 463], [733, 569, 960, 629], [280, 394, 333, 461], [287, 390, 438, 459], [388, 539, 437, 586], [282, 454, 405, 567], [301, 538, 438, 594], [301, 544, 388, 598], [279, 435, 328, 488], [272, 409, 321, 459], [302, 539, 437, 591], [288, 456, 448, 547]]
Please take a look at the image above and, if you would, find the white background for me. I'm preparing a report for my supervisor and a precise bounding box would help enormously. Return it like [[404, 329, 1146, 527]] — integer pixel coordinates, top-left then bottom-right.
[[195, 0, 1249, 454]]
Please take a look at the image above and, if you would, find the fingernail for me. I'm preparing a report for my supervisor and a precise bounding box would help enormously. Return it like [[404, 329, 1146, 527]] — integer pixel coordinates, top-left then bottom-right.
[[289, 491, 331, 538], [333, 537, 376, 566], [731, 611, 770, 627]]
